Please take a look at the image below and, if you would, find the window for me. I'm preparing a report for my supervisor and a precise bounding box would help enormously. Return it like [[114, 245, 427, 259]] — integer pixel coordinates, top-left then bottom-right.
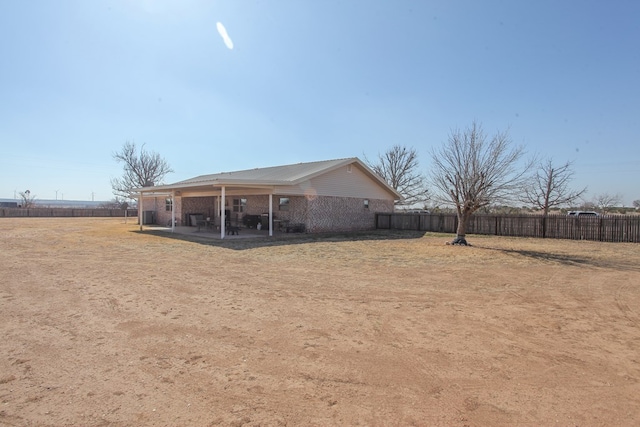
[[364, 199, 369, 209], [165, 198, 172, 211], [233, 198, 246, 213], [279, 197, 290, 211]]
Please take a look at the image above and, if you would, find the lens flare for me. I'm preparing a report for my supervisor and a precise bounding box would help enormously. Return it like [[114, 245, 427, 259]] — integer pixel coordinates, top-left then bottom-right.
[[216, 22, 234, 50]]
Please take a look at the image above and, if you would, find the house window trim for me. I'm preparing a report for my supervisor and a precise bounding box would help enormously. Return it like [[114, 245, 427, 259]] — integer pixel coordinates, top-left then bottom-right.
[[279, 197, 290, 211], [232, 198, 247, 213]]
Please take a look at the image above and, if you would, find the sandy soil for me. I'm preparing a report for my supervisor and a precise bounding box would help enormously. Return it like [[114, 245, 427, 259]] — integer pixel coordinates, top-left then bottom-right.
[[1, 217, 639, 426]]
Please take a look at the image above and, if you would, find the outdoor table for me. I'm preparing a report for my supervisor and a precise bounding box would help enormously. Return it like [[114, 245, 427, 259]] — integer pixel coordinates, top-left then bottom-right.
[[196, 219, 215, 231]]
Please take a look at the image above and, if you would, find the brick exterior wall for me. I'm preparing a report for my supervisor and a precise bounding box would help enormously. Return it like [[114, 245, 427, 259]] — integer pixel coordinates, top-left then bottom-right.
[[243, 195, 270, 216], [307, 196, 393, 232], [231, 195, 308, 225], [181, 197, 216, 225], [142, 196, 185, 226]]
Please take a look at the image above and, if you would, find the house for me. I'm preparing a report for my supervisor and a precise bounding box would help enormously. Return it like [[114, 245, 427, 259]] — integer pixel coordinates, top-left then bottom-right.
[[134, 158, 401, 238]]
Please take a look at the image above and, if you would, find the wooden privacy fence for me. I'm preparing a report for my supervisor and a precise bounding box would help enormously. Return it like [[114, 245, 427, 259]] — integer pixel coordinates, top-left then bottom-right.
[[0, 208, 138, 218], [376, 213, 640, 243]]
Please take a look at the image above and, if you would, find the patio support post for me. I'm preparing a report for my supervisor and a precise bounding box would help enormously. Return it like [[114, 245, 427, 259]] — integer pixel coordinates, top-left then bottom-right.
[[221, 186, 226, 239], [138, 193, 143, 231], [171, 190, 176, 233], [269, 193, 273, 237]]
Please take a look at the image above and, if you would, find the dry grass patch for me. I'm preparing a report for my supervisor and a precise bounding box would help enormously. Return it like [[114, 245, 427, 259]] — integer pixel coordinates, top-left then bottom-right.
[[1, 217, 639, 426]]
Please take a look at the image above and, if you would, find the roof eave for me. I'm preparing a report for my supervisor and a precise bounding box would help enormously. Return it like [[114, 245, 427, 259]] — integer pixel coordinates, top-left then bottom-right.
[[133, 178, 292, 193]]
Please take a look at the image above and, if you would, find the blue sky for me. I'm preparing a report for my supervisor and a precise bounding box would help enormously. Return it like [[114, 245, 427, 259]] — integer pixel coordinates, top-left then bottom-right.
[[1, 0, 639, 205]]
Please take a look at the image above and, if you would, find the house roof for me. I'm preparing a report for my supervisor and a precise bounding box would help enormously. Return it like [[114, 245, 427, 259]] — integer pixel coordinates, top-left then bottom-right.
[[176, 158, 353, 186], [135, 157, 402, 200]]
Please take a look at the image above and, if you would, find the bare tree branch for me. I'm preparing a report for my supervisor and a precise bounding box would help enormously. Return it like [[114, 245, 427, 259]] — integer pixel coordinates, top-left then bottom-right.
[[18, 190, 36, 208], [111, 141, 173, 199], [364, 145, 429, 207], [592, 193, 622, 214], [520, 159, 587, 215]]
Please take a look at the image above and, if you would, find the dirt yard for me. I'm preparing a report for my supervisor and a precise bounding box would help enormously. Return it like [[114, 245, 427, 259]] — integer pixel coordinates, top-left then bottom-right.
[[1, 218, 639, 426]]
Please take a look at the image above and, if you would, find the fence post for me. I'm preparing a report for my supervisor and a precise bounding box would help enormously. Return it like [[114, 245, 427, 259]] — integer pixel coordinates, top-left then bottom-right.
[[599, 217, 603, 242]]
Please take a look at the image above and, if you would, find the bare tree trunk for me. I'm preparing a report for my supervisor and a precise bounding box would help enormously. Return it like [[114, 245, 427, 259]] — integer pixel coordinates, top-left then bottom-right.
[[452, 213, 469, 245]]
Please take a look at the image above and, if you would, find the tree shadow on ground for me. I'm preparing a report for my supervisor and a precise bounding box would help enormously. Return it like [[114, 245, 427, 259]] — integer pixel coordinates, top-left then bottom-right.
[[479, 246, 640, 272], [133, 229, 431, 251]]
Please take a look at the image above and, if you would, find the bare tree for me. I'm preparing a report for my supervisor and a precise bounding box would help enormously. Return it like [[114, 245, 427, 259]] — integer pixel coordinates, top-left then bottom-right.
[[111, 142, 173, 199], [632, 199, 640, 210], [365, 145, 429, 207], [520, 159, 587, 216], [430, 121, 531, 245], [519, 159, 587, 237], [18, 190, 36, 208], [100, 196, 131, 209], [593, 193, 622, 214]]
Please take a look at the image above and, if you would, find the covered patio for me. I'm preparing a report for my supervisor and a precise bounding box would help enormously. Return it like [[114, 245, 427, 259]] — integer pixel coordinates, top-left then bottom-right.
[[135, 186, 292, 239]]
